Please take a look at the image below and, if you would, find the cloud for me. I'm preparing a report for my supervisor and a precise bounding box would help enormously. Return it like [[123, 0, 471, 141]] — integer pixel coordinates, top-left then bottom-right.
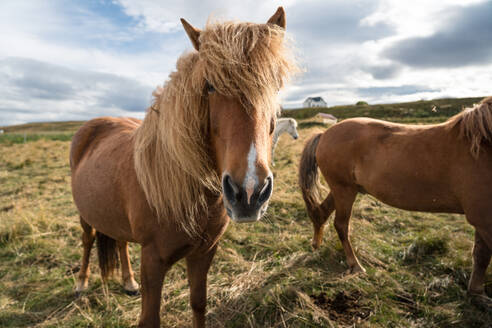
[[0, 57, 153, 125], [275, 0, 398, 104], [363, 64, 402, 80], [1, 0, 491, 125], [282, 86, 332, 103], [115, 0, 288, 32], [356, 85, 440, 98], [383, 1, 492, 68], [288, 0, 394, 45]]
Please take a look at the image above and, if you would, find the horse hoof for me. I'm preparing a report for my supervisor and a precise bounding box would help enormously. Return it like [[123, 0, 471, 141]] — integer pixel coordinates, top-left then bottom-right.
[[469, 293, 492, 311], [125, 289, 140, 296], [349, 265, 366, 274]]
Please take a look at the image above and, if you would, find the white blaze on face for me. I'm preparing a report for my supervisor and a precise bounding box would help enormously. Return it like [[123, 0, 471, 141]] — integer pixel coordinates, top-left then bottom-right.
[[244, 143, 258, 205]]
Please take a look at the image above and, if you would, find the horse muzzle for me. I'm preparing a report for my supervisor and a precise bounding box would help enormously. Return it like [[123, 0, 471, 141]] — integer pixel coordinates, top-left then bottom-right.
[[222, 173, 273, 223]]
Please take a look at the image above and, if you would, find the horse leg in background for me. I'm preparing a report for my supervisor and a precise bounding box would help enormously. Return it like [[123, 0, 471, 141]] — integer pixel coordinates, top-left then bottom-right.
[[468, 230, 491, 296], [117, 240, 140, 295], [312, 193, 335, 249], [138, 243, 170, 328], [333, 187, 365, 273], [76, 217, 96, 294], [186, 245, 218, 328]]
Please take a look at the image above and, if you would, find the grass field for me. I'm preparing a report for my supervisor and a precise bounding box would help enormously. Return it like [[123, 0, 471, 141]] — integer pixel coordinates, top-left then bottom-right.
[[1, 102, 491, 327], [283, 97, 485, 124], [0, 121, 84, 145]]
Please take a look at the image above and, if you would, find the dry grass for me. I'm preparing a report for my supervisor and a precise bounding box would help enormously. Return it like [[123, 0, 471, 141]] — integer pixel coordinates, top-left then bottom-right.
[[0, 121, 491, 327]]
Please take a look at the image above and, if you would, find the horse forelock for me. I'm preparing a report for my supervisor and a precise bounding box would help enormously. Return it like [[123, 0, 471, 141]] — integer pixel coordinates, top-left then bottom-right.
[[447, 96, 492, 158], [198, 21, 298, 117], [133, 20, 298, 238]]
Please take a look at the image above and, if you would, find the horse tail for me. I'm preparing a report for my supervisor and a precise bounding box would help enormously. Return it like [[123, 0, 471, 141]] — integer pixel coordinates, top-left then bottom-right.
[[299, 133, 326, 219], [96, 231, 119, 279]]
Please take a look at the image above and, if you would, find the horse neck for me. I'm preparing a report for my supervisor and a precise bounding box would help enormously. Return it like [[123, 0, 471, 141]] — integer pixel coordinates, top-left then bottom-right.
[[275, 120, 291, 138]]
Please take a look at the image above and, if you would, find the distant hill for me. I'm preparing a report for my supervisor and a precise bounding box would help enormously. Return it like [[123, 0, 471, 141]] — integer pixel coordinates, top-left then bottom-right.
[[0, 121, 85, 134], [0, 97, 487, 134], [282, 97, 486, 124], [0, 121, 86, 144]]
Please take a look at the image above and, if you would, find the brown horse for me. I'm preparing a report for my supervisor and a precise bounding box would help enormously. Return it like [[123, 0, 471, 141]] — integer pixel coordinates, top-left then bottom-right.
[[299, 96, 492, 301], [70, 7, 297, 327]]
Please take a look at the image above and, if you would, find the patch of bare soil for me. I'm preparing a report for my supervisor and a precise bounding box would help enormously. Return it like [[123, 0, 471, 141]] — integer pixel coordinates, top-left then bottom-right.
[[311, 290, 373, 325], [1, 204, 14, 212]]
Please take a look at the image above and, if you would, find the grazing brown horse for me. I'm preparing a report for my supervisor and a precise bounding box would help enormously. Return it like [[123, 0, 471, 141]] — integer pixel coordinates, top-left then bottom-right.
[[70, 7, 297, 327], [299, 97, 492, 300]]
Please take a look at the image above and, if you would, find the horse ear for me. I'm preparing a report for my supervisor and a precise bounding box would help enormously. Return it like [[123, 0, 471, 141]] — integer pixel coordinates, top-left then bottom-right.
[[267, 6, 286, 29], [180, 18, 201, 51]]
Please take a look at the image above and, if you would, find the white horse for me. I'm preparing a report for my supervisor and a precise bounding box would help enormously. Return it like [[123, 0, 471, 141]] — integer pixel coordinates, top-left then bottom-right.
[[272, 117, 299, 166]]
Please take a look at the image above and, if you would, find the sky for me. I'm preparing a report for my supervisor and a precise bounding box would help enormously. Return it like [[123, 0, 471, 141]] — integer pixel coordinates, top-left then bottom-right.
[[1, 0, 491, 126]]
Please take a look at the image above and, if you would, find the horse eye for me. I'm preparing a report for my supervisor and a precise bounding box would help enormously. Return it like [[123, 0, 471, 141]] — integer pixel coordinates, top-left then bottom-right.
[[206, 82, 215, 93], [269, 117, 275, 135]]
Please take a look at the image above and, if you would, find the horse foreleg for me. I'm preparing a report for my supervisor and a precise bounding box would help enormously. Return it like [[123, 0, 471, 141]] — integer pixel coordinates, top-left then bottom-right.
[[186, 245, 218, 328], [333, 188, 365, 274], [469, 229, 492, 295], [138, 244, 168, 328], [312, 193, 335, 249], [76, 217, 96, 293], [117, 241, 139, 295]]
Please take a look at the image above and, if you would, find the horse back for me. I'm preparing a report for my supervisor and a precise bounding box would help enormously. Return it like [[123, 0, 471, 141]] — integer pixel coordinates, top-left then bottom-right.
[[316, 118, 468, 213], [316, 118, 404, 179], [70, 117, 141, 170]]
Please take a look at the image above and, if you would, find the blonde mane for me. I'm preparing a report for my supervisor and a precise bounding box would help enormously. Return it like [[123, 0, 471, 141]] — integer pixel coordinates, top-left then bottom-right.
[[448, 96, 492, 158], [134, 21, 297, 237]]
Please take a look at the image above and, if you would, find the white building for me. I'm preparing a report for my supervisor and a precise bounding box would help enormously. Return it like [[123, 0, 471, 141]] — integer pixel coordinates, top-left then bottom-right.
[[303, 96, 327, 108]]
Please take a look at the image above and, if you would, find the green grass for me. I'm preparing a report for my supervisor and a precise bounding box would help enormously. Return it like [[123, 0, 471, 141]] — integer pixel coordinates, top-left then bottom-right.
[[283, 97, 485, 124], [0, 120, 80, 145], [0, 106, 491, 327], [0, 133, 74, 145]]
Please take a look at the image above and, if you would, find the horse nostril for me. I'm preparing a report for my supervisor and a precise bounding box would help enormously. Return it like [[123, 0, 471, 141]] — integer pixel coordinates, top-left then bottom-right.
[[223, 174, 240, 204], [258, 175, 273, 204]]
